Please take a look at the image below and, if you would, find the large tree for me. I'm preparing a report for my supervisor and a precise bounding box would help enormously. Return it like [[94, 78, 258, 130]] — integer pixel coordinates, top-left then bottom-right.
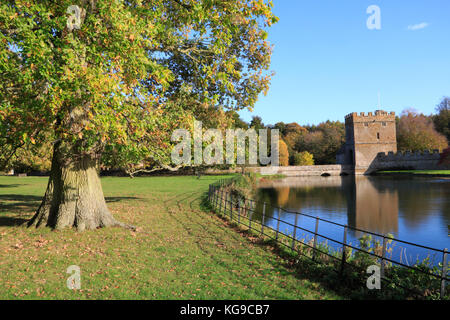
[[397, 109, 448, 152], [433, 97, 450, 142], [0, 0, 277, 230], [282, 122, 306, 157]]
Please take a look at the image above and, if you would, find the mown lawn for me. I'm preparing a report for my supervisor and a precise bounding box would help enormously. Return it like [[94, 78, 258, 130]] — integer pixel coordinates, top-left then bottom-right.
[[378, 170, 450, 176], [0, 175, 342, 300]]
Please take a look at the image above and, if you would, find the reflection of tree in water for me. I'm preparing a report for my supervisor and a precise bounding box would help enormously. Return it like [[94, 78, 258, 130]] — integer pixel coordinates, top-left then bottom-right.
[[256, 184, 347, 222], [288, 187, 346, 211], [439, 181, 450, 225], [276, 187, 290, 207], [372, 177, 449, 229], [254, 188, 277, 221]]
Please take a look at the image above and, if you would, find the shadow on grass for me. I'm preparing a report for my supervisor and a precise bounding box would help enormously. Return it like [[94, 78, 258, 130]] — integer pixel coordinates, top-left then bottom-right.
[[0, 184, 25, 188], [105, 196, 141, 203], [0, 194, 142, 227], [0, 194, 42, 214], [0, 216, 28, 227], [0, 194, 140, 206], [0, 194, 42, 202], [199, 193, 213, 212]]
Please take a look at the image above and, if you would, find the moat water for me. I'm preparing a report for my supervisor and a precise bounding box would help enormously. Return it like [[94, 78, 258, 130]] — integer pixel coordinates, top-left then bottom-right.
[[252, 176, 450, 265]]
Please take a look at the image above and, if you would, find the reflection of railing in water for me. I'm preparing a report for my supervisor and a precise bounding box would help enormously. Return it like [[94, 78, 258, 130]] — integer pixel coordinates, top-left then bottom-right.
[[208, 179, 449, 299]]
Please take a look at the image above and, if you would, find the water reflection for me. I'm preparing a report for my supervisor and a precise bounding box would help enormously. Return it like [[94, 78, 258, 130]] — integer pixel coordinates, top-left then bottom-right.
[[346, 176, 398, 236], [256, 176, 450, 252]]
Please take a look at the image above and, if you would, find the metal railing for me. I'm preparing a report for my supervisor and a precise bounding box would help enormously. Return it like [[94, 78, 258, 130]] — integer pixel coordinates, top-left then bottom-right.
[[208, 179, 449, 299]]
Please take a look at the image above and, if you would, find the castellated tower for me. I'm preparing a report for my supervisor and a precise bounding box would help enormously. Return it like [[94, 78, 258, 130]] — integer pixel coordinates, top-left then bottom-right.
[[337, 110, 397, 174]]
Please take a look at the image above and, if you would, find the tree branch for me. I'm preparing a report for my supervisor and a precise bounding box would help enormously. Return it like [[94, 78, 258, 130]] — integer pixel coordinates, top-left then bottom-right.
[[126, 164, 184, 178]]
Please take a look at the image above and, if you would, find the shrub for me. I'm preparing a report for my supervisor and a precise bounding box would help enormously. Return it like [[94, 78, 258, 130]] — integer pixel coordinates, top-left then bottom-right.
[[293, 151, 314, 166]]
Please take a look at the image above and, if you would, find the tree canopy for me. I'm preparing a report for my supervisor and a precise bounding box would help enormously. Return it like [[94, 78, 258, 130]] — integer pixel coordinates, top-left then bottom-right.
[[0, 0, 277, 230], [0, 0, 278, 172], [397, 109, 448, 152], [433, 97, 450, 142]]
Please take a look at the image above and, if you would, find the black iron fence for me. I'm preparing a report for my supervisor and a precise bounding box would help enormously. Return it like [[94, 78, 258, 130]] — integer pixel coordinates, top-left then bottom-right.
[[208, 179, 449, 299]]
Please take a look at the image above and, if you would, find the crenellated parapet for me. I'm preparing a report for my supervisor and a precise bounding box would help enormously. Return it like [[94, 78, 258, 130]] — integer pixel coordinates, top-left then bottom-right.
[[345, 110, 395, 118], [369, 149, 450, 172], [376, 149, 441, 161], [345, 110, 396, 123]]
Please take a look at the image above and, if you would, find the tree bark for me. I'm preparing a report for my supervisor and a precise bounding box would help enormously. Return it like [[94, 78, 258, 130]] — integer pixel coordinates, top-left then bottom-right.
[[28, 144, 134, 231]]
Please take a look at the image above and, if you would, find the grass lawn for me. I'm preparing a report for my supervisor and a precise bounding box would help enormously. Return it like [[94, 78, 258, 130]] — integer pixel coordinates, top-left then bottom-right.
[[0, 175, 342, 300], [378, 170, 450, 176]]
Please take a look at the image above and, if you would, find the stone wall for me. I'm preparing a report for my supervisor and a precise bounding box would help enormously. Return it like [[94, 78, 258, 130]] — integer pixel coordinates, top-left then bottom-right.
[[247, 165, 353, 177], [370, 150, 450, 171], [203, 165, 355, 176]]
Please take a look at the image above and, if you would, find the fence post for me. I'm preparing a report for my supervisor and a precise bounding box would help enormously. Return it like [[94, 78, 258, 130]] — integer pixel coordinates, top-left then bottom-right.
[[230, 193, 233, 221], [237, 198, 241, 224], [214, 186, 219, 211], [291, 213, 298, 251], [340, 225, 348, 275], [248, 200, 253, 230], [381, 235, 387, 279], [441, 248, 448, 299], [261, 202, 266, 236], [312, 217, 319, 261], [275, 209, 281, 241], [218, 189, 223, 215], [224, 191, 228, 218]]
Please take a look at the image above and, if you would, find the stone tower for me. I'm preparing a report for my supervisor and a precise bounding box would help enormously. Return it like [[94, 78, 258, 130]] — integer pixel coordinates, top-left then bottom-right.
[[337, 110, 397, 174]]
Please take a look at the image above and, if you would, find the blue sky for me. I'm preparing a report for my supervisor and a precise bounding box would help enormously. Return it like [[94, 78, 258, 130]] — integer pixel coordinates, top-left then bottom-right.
[[238, 0, 450, 126]]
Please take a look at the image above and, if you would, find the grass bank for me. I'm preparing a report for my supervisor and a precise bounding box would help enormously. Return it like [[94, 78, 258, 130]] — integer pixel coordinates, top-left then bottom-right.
[[376, 170, 450, 177], [0, 175, 341, 300]]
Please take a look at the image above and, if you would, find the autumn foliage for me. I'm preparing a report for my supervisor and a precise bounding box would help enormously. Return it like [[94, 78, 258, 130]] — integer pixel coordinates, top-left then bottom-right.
[[397, 110, 448, 152], [293, 151, 314, 166], [278, 139, 289, 166]]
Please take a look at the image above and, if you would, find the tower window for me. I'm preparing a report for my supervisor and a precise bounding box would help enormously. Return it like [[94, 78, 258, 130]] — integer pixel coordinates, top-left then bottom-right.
[[377, 132, 380, 139], [364, 122, 369, 127], [382, 122, 387, 126]]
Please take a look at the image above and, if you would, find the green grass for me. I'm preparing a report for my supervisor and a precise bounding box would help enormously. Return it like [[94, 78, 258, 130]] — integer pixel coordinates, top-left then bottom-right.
[[211, 196, 449, 300], [254, 173, 287, 180], [0, 175, 342, 300], [378, 170, 450, 176]]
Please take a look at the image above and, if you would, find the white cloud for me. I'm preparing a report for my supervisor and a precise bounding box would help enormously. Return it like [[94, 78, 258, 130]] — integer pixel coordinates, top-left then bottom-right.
[[407, 22, 429, 31]]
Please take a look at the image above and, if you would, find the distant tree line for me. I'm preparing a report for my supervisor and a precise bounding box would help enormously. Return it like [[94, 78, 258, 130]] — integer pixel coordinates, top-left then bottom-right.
[[6, 98, 449, 172], [232, 96, 449, 166]]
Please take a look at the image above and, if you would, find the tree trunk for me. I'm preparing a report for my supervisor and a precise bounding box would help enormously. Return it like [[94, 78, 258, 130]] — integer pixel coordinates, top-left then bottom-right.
[[28, 144, 134, 231]]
